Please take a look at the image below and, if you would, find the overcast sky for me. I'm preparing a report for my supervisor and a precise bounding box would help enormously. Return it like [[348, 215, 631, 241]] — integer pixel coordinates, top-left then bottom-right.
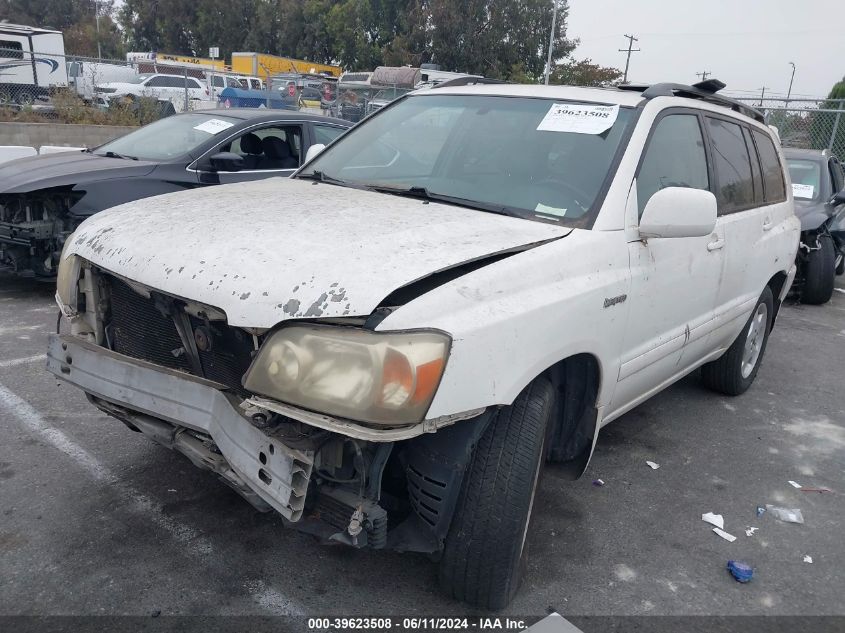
[[567, 0, 845, 100]]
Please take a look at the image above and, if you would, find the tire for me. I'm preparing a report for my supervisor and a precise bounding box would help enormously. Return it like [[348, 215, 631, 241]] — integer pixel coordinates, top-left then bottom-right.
[[438, 377, 555, 609], [702, 286, 773, 396], [0, 88, 11, 105], [802, 234, 836, 304], [15, 90, 33, 106]]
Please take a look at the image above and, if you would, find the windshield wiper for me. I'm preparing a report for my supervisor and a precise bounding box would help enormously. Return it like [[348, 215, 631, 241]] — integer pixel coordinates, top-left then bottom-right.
[[372, 185, 521, 218], [297, 170, 347, 185], [101, 150, 138, 161]]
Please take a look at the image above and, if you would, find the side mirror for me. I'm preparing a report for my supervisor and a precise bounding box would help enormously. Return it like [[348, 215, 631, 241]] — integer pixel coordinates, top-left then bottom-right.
[[207, 152, 244, 172], [639, 187, 717, 239], [832, 189, 845, 206], [304, 143, 326, 164]]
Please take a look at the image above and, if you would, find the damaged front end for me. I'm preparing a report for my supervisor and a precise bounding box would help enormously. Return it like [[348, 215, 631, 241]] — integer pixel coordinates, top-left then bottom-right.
[[49, 259, 488, 553], [0, 187, 84, 277]]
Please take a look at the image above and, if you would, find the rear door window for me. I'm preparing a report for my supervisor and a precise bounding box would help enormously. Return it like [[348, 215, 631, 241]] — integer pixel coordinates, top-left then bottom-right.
[[637, 114, 710, 217], [706, 117, 755, 214], [751, 130, 786, 204]]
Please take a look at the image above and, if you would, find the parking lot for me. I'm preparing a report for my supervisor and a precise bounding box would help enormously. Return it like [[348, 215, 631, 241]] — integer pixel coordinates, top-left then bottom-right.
[[1, 269, 843, 618]]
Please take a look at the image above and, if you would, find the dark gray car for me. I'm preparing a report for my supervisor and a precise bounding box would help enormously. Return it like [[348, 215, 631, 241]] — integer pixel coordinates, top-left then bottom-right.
[[784, 148, 845, 304], [0, 109, 350, 278]]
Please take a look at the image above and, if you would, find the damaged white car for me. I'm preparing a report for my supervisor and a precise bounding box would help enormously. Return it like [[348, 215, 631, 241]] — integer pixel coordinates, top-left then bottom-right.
[[49, 79, 799, 609]]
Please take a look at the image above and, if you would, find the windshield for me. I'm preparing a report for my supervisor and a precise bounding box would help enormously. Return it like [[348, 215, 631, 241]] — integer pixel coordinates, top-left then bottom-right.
[[299, 94, 633, 225], [94, 113, 240, 161], [787, 158, 821, 201], [126, 75, 150, 84]]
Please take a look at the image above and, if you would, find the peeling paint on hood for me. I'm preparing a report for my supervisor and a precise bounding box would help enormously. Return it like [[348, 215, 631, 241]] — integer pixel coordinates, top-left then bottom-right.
[[68, 178, 570, 327]]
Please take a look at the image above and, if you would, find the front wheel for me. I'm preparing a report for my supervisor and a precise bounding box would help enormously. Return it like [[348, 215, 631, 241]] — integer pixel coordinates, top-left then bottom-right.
[[702, 286, 773, 396], [802, 234, 836, 304], [438, 377, 555, 609]]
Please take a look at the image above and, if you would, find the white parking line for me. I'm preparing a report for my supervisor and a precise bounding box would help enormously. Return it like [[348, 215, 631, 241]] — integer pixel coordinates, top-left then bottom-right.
[[0, 324, 44, 335], [0, 380, 306, 616], [0, 353, 46, 368]]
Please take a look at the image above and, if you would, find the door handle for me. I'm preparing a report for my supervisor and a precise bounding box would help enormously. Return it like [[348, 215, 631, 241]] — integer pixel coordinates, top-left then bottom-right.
[[707, 236, 725, 251], [763, 217, 774, 231]]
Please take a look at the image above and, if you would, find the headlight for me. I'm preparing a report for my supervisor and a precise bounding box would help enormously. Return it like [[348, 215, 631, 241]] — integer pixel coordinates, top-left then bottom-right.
[[244, 325, 451, 426], [55, 241, 82, 315]]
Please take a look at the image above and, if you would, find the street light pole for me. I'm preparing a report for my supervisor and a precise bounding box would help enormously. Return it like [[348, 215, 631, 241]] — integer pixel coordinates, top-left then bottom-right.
[[544, 0, 558, 85], [94, 0, 102, 58], [786, 62, 796, 102]]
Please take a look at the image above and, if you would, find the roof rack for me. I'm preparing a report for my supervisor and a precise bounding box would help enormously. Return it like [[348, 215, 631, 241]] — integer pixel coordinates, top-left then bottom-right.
[[430, 76, 508, 89], [619, 79, 765, 123]]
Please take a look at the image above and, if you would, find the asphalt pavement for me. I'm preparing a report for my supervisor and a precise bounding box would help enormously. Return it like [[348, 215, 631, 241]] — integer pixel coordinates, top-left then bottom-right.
[[0, 270, 843, 619]]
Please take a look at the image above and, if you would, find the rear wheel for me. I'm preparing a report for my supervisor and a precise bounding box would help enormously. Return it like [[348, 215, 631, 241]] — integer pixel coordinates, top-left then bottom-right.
[[802, 234, 835, 305], [438, 377, 555, 609], [0, 87, 12, 105], [15, 90, 34, 106], [702, 286, 773, 396]]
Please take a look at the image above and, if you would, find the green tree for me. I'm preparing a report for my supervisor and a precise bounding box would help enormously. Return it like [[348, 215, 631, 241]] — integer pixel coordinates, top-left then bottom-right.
[[550, 58, 622, 87]]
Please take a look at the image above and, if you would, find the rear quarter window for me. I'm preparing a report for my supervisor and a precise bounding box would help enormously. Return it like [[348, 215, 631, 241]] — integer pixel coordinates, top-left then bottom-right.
[[751, 130, 787, 203]]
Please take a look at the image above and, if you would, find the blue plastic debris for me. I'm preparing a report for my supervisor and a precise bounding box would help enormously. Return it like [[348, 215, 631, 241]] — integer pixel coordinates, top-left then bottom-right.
[[727, 560, 754, 583], [756, 506, 766, 517]]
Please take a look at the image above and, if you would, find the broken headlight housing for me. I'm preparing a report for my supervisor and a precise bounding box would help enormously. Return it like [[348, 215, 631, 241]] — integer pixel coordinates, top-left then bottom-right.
[[55, 238, 82, 316], [244, 324, 451, 425]]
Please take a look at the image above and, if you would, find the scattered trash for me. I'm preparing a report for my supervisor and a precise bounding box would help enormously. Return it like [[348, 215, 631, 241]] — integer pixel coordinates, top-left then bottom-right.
[[727, 560, 754, 583], [713, 527, 737, 542], [702, 512, 725, 529], [592, 479, 605, 486], [765, 505, 804, 524], [167, 489, 177, 493], [745, 527, 758, 537], [803, 555, 813, 564], [756, 506, 766, 517], [800, 487, 832, 494], [835, 288, 845, 295], [788, 480, 802, 489], [646, 461, 660, 470]]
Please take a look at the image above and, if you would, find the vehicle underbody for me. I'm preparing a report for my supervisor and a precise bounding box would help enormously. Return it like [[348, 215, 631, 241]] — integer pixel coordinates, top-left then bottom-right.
[[50, 266, 493, 553], [0, 188, 82, 277]]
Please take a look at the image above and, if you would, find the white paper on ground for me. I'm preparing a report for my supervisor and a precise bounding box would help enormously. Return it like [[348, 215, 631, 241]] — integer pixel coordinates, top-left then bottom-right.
[[804, 555, 813, 563], [645, 461, 660, 470], [537, 103, 619, 135], [193, 118, 235, 134], [745, 527, 758, 537], [792, 183, 815, 199], [702, 512, 725, 529], [788, 480, 802, 489], [713, 527, 737, 542]]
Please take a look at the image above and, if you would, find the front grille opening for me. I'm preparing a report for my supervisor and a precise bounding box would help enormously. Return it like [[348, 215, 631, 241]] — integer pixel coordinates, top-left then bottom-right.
[[103, 273, 254, 394]]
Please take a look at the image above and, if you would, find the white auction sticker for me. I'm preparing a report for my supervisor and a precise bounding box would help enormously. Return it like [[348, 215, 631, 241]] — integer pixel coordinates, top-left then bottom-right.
[[537, 103, 619, 135], [792, 183, 815, 199], [193, 118, 235, 135]]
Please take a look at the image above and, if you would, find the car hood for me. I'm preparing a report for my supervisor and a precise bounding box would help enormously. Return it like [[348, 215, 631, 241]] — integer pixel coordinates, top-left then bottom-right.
[[68, 178, 570, 328], [793, 199, 833, 231], [0, 152, 157, 193]]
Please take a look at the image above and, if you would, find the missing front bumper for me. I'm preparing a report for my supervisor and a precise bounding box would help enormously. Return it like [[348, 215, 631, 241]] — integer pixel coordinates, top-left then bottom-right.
[[46, 333, 313, 521]]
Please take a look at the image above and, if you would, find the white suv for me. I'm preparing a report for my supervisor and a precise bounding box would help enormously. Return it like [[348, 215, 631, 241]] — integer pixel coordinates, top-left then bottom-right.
[[50, 79, 798, 609], [96, 73, 207, 109]]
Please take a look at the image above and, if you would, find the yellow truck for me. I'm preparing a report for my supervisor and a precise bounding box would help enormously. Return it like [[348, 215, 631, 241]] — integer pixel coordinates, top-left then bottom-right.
[[231, 52, 341, 80]]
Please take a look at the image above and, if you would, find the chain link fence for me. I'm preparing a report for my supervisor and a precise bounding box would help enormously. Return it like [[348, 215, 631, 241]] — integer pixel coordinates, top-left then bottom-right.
[[0, 48, 329, 126], [734, 97, 845, 159]]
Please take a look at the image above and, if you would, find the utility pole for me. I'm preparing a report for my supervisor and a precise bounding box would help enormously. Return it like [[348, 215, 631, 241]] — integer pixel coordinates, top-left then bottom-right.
[[786, 62, 796, 102], [94, 0, 101, 58], [544, 0, 559, 85], [618, 34, 640, 84], [696, 71, 711, 81], [758, 86, 767, 106]]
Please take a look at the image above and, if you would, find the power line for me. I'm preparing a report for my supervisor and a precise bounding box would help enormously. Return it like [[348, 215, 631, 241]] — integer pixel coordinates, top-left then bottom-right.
[[618, 34, 640, 84]]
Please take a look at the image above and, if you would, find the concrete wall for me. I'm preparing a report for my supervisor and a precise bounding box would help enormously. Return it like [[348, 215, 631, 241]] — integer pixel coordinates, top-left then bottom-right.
[[0, 122, 136, 149]]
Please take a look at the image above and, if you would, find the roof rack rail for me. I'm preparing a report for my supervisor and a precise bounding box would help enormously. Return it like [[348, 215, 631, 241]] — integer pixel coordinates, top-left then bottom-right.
[[430, 76, 508, 89], [620, 79, 765, 123]]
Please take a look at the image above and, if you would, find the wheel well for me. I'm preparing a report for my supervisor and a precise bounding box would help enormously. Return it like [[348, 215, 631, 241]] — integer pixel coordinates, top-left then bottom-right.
[[542, 353, 601, 475], [767, 271, 789, 326]]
